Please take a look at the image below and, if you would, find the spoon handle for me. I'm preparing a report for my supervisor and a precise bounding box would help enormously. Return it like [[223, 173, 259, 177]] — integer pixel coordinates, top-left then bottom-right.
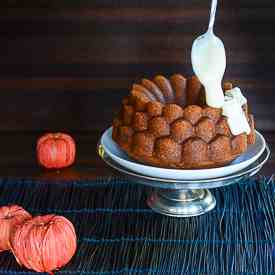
[[208, 0, 218, 32]]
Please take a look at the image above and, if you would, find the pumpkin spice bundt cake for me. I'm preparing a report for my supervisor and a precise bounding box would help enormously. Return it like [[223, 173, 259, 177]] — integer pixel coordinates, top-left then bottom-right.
[[112, 74, 256, 169]]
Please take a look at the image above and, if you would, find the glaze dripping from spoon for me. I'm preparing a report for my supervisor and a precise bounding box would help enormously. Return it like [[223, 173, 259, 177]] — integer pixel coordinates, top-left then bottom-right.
[[191, 0, 226, 108]]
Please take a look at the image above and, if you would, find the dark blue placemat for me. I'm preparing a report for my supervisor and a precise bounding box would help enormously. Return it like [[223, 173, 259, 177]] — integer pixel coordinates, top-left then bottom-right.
[[0, 176, 275, 274]]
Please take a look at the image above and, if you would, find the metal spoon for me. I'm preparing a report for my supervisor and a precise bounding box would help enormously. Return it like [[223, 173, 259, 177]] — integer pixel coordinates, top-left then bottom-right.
[[208, 0, 218, 33], [191, 0, 226, 108]]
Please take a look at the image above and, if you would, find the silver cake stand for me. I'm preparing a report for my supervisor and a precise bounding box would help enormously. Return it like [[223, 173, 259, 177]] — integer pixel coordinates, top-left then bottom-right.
[[97, 143, 270, 217]]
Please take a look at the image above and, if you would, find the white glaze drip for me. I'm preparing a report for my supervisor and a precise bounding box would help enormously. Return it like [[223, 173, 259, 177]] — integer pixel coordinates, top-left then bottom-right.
[[191, 1, 251, 135], [222, 90, 251, 135], [225, 87, 247, 106]]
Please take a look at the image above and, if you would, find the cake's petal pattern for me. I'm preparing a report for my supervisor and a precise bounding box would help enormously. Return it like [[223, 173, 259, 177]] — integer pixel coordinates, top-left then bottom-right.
[[112, 74, 256, 169]]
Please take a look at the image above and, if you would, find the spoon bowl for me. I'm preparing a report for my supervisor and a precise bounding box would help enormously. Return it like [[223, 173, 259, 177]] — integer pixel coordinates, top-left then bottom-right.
[[191, 0, 226, 108]]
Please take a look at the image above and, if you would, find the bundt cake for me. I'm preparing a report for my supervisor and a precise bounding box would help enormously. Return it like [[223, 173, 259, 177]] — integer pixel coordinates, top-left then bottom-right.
[[112, 74, 256, 169]]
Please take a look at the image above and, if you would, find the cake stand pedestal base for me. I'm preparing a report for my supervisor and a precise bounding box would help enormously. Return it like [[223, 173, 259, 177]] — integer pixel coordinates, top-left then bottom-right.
[[147, 189, 216, 217], [98, 129, 270, 217]]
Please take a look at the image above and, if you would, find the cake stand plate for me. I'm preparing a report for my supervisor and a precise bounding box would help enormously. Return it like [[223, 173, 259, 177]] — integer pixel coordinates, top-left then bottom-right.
[[101, 127, 266, 180], [97, 140, 270, 217]]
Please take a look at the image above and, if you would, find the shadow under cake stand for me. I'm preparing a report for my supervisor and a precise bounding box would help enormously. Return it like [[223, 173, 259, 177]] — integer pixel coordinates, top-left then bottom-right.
[[98, 129, 270, 217]]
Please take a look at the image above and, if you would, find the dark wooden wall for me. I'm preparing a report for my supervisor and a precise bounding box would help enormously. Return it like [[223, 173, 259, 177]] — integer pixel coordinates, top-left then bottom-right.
[[1, 0, 275, 133]]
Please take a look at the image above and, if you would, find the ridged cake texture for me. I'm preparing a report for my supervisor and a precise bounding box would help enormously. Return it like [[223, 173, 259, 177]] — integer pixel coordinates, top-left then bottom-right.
[[112, 74, 256, 169]]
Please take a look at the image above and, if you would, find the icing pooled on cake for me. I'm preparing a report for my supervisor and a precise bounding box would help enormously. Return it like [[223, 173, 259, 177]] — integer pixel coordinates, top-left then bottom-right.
[[225, 87, 247, 106], [222, 88, 251, 135]]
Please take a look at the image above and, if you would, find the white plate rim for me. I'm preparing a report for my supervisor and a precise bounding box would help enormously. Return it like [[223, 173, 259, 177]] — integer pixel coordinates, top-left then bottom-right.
[[101, 127, 266, 180]]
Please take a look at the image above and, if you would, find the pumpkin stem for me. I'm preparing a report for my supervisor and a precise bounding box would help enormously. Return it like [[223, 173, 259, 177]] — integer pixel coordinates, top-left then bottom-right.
[[53, 133, 60, 139]]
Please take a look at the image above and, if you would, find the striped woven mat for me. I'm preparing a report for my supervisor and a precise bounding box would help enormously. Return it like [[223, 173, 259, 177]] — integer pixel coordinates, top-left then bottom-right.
[[0, 176, 275, 274]]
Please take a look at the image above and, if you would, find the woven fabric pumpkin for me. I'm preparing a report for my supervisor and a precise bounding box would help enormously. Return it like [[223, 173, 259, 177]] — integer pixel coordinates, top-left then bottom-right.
[[0, 205, 31, 252], [10, 214, 77, 274], [37, 133, 76, 169]]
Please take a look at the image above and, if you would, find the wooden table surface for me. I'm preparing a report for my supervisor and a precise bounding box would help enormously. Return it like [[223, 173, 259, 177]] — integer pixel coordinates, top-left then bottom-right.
[[1, 1, 275, 133], [1, 2, 274, 181], [0, 131, 273, 181]]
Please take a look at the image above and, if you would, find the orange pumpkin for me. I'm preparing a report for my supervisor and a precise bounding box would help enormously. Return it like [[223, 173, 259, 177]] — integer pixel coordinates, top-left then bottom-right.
[[10, 214, 77, 273], [37, 133, 76, 169], [0, 205, 31, 252]]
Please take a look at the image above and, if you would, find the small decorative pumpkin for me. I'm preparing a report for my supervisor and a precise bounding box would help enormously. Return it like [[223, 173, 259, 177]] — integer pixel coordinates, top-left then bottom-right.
[[37, 133, 76, 169], [0, 205, 31, 252], [10, 215, 77, 274]]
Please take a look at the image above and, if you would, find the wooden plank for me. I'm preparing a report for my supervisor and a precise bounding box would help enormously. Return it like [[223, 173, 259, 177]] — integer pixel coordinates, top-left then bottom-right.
[[0, 78, 274, 91], [0, 16, 273, 36], [0, 131, 274, 180], [0, 89, 125, 131], [0, 0, 212, 10], [0, 78, 131, 90], [1, 6, 274, 37], [0, 87, 273, 131], [2, 0, 269, 10], [0, 63, 272, 80], [3, 35, 275, 65]]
